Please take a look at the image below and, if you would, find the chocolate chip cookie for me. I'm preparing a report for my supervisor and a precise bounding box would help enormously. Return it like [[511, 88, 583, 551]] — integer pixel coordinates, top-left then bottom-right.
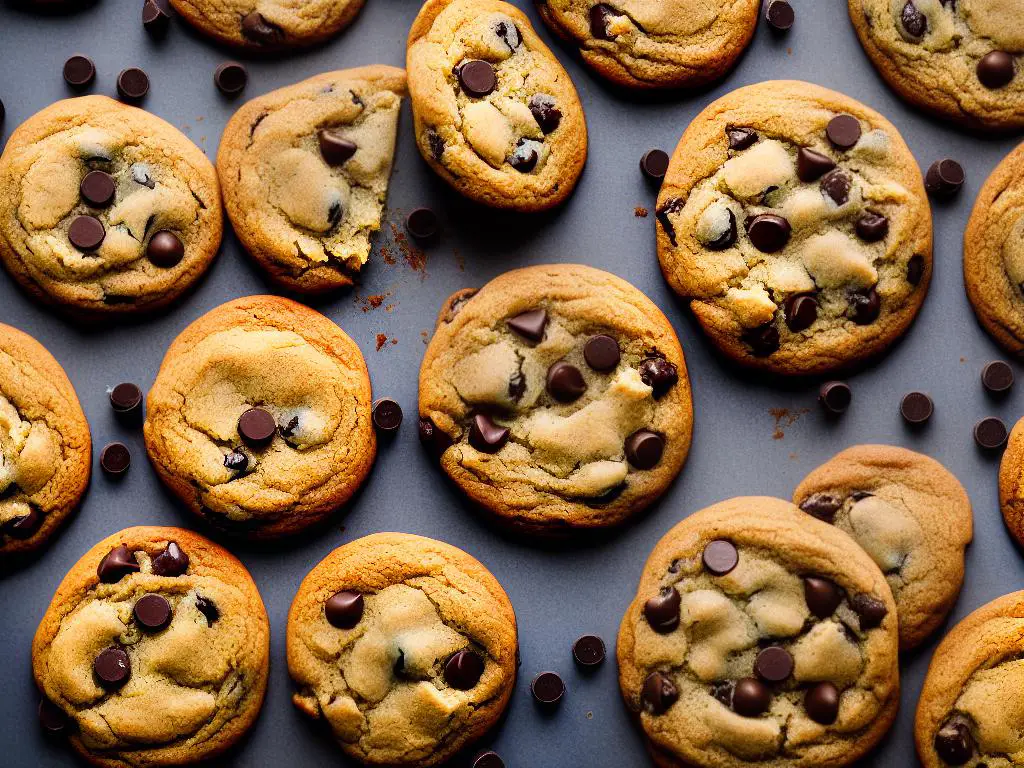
[[618, 496, 900, 768], [535, 0, 760, 89], [169, 0, 364, 50], [1, 324, 90, 559], [794, 445, 973, 650], [418, 264, 693, 533], [656, 80, 932, 376], [0, 96, 222, 316], [32, 526, 270, 767], [287, 532, 518, 766], [850, 0, 1024, 131], [143, 296, 376, 538], [915, 590, 1024, 768], [218, 67, 406, 293], [407, 0, 588, 211], [998, 415, 1024, 546]]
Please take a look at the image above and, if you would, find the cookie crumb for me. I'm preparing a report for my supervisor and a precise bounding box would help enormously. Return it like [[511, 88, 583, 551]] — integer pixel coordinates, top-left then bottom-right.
[[769, 407, 810, 440], [376, 333, 388, 351], [635, 206, 649, 218]]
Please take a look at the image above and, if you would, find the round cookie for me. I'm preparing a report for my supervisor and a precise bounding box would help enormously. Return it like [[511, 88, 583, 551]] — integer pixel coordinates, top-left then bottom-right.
[[218, 67, 406, 293], [0, 324, 90, 559], [144, 295, 376, 538], [418, 264, 693, 533], [169, 0, 365, 50], [617, 497, 900, 768], [0, 96, 222, 316], [965, 141, 1024, 354], [849, 0, 1024, 131], [407, 0, 588, 211], [535, 0, 760, 89], [793, 445, 973, 650], [998, 415, 1024, 547], [656, 80, 932, 376], [287, 532, 518, 766], [915, 591, 1024, 767], [32, 526, 270, 767]]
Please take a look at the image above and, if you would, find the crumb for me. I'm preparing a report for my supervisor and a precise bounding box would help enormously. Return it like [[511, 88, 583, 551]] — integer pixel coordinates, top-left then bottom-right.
[[390, 337, 398, 346], [586, 711, 593, 720], [769, 407, 810, 440], [385, 304, 395, 312], [389, 222, 428, 276], [787, 47, 793, 55], [376, 333, 388, 351], [635, 207, 648, 218], [789, 452, 798, 460], [381, 246, 396, 266], [421, 330, 429, 344], [960, 357, 966, 363], [196, 116, 204, 122]]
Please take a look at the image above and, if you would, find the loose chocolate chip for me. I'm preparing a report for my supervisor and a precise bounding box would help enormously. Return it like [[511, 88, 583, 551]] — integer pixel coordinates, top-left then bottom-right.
[[925, 159, 965, 199], [241, 11, 283, 44], [805, 681, 840, 724], [142, 0, 172, 35], [900, 391, 934, 425], [641, 671, 678, 714], [742, 323, 780, 357], [826, 115, 861, 149], [3, 509, 42, 539], [796, 148, 835, 182], [38, 698, 68, 735], [406, 207, 439, 241], [80, 170, 116, 208], [117, 68, 150, 101], [856, 211, 889, 242], [766, 0, 795, 30], [507, 308, 547, 342], [849, 593, 888, 629], [644, 587, 681, 634], [901, 0, 926, 37], [849, 288, 881, 325], [820, 170, 851, 205], [63, 55, 95, 89], [98, 545, 140, 583], [625, 429, 664, 469], [975, 417, 1008, 450], [223, 448, 249, 472], [799, 493, 842, 523], [935, 716, 975, 765], [982, 361, 1014, 394], [214, 62, 247, 96], [589, 3, 618, 39], [977, 51, 1015, 89], [727, 127, 758, 151], [151, 541, 189, 576], [494, 20, 521, 51], [100, 442, 131, 477], [238, 407, 276, 447], [325, 590, 364, 629], [547, 361, 587, 403], [146, 230, 184, 268], [705, 208, 738, 250], [318, 129, 357, 166], [69, 215, 105, 252], [529, 94, 562, 134], [531, 672, 565, 706], [419, 417, 453, 459], [94, 647, 131, 689], [755, 647, 794, 683], [134, 594, 172, 631], [110, 382, 143, 416], [784, 293, 818, 332], [746, 214, 792, 253], [804, 576, 843, 618], [572, 635, 606, 667], [819, 381, 852, 416], [457, 60, 496, 98], [371, 398, 403, 432], [584, 335, 620, 372], [469, 414, 510, 453], [445, 649, 484, 689], [906, 254, 925, 285], [732, 678, 771, 717], [473, 752, 505, 768], [640, 149, 670, 181], [509, 138, 539, 172], [702, 540, 738, 576], [195, 595, 219, 624]]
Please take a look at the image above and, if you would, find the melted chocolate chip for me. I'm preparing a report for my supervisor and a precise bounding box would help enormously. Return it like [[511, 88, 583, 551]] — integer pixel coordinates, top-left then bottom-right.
[[849, 288, 881, 325], [644, 587, 681, 633], [494, 20, 521, 51], [796, 148, 835, 182], [849, 593, 888, 629], [656, 198, 683, 246], [935, 716, 975, 765], [419, 417, 454, 459], [638, 357, 678, 397], [241, 11, 283, 44], [325, 590, 364, 629], [318, 130, 357, 166], [727, 127, 758, 151], [94, 647, 131, 689], [901, 1, 926, 37], [746, 214, 792, 252], [97, 545, 139, 583], [445, 650, 484, 689], [223, 448, 249, 473], [589, 3, 619, 39], [856, 211, 889, 242], [151, 541, 189, 576], [529, 94, 561, 134], [820, 169, 851, 205], [742, 323, 780, 356], [799, 493, 842, 523], [706, 208, 738, 250], [195, 595, 219, 624], [641, 671, 678, 714], [907, 254, 925, 285], [468, 414, 509, 453]]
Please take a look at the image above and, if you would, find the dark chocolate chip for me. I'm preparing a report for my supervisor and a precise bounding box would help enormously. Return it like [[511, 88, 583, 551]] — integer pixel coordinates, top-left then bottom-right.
[[804, 576, 843, 618], [572, 635, 606, 667], [982, 361, 1014, 394], [935, 716, 975, 765], [641, 671, 678, 714], [418, 417, 453, 459], [584, 335, 620, 372], [507, 308, 547, 342], [784, 293, 818, 332], [531, 672, 565, 705], [977, 51, 1015, 89], [799, 493, 842, 523], [638, 357, 679, 398], [849, 288, 881, 325], [473, 752, 505, 768], [223, 448, 249, 473], [705, 208, 738, 250], [702, 540, 738, 576], [97, 544, 139, 583], [195, 595, 219, 624], [241, 11, 283, 44], [796, 148, 836, 182], [151, 541, 189, 576], [589, 3, 618, 39], [625, 429, 664, 469], [656, 198, 683, 245], [238, 407, 276, 447], [117, 68, 149, 101], [529, 94, 561, 134], [134, 594, 172, 631], [820, 169, 851, 205], [469, 414, 509, 453], [856, 211, 889, 242], [925, 159, 965, 199], [975, 417, 1008, 450], [765, 0, 795, 31], [826, 114, 861, 149], [732, 677, 771, 716], [711, 681, 734, 708], [406, 207, 439, 241], [746, 214, 792, 253], [279, 416, 299, 438], [901, 0, 926, 37], [805, 681, 840, 724], [640, 149, 670, 181], [214, 62, 248, 96], [755, 647, 794, 683], [727, 127, 758, 151], [38, 698, 68, 735], [427, 130, 446, 162], [63, 55, 95, 89], [457, 60, 496, 98], [142, 0, 172, 35], [110, 382, 143, 415], [644, 587, 681, 634], [509, 138, 539, 172], [325, 590, 364, 629], [849, 593, 888, 629], [742, 323, 780, 356], [146, 230, 184, 268], [68, 215, 105, 252], [94, 647, 131, 689], [371, 398, 403, 432], [2, 508, 43, 539], [445, 649, 484, 689], [80, 170, 115, 208], [546, 361, 587, 403], [900, 391, 934, 425], [100, 442, 131, 476], [318, 129, 357, 166], [907, 254, 925, 285], [819, 381, 852, 416]]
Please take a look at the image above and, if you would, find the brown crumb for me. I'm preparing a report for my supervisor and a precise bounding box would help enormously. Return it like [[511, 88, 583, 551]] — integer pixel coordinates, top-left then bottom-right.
[[357, 291, 392, 313], [787, 47, 793, 55], [960, 356, 966, 363], [381, 246, 396, 266], [421, 330, 429, 344], [769, 407, 810, 440], [385, 304, 395, 312], [375, 333, 388, 351], [635, 207, 649, 218]]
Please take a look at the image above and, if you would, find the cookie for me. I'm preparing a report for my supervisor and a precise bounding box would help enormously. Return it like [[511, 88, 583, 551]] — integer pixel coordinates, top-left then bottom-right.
[[169, 0, 364, 50], [535, 0, 760, 89], [1, 324, 90, 559], [998, 415, 1024, 547], [218, 67, 406, 293], [32, 526, 270, 767], [794, 445, 973, 650], [407, 0, 588, 211], [0, 96, 222, 316], [617, 497, 900, 768], [965, 141, 1024, 354], [849, 0, 1024, 131], [287, 532, 518, 766], [418, 264, 693, 533], [143, 295, 376, 538], [915, 591, 1024, 767], [656, 80, 933, 376]]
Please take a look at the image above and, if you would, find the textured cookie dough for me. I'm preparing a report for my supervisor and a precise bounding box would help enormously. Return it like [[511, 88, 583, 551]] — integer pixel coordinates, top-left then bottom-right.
[[915, 591, 1024, 768], [535, 0, 760, 89], [656, 80, 933, 376], [0, 96, 222, 315], [407, 0, 588, 211], [418, 264, 693, 533], [144, 296, 376, 539], [218, 67, 406, 293], [169, 0, 364, 50], [0, 324, 90, 559], [850, 0, 1024, 131], [794, 445, 973, 650], [32, 527, 270, 768], [287, 532, 517, 767], [997, 415, 1024, 547], [618, 497, 900, 768]]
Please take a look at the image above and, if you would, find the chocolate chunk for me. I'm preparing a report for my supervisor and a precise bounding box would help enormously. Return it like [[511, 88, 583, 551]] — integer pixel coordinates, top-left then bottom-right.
[[94, 647, 131, 689], [638, 357, 679, 397], [38, 698, 68, 735], [746, 214, 792, 253], [572, 635, 606, 667], [63, 55, 95, 89], [826, 115, 861, 149], [547, 361, 587, 403], [742, 323, 780, 357], [705, 208, 738, 251], [901, 0, 926, 37], [280, 415, 299, 437], [820, 170, 851, 205], [656, 198, 684, 245], [799, 493, 842, 522], [805, 681, 840, 724], [238, 407, 276, 447], [223, 448, 249, 473], [195, 595, 219, 624], [625, 429, 664, 469], [900, 391, 934, 425], [975, 417, 1008, 450], [531, 672, 565, 706], [977, 51, 1015, 89], [982, 360, 1014, 394], [508, 372, 526, 401], [819, 381, 852, 416], [445, 649, 484, 689], [110, 382, 143, 416], [117, 68, 149, 101], [473, 752, 505, 768], [507, 309, 547, 342], [732, 677, 771, 716], [457, 60, 496, 98], [640, 149, 670, 181], [3, 509, 42, 539], [925, 159, 965, 199], [151, 541, 189, 576], [702, 540, 738, 576], [325, 590, 364, 629], [68, 215, 105, 252], [80, 170, 116, 208], [849, 593, 888, 629], [766, 0, 795, 30], [584, 335, 620, 372], [371, 398, 403, 432], [241, 11, 283, 44], [727, 127, 758, 151], [97, 544, 139, 583], [589, 3, 618, 39], [134, 594, 172, 631], [907, 254, 925, 285], [711, 681, 734, 707], [855, 211, 889, 242], [469, 414, 510, 453], [427, 130, 445, 162], [755, 647, 794, 683], [406, 207, 439, 241], [644, 587, 681, 634], [146, 230, 184, 268], [849, 288, 881, 324], [796, 148, 835, 182], [100, 442, 131, 477], [935, 716, 975, 765], [214, 62, 248, 96], [142, 0, 172, 35], [804, 576, 843, 618], [509, 138, 539, 172], [784, 293, 818, 332], [419, 417, 453, 459], [318, 129, 357, 166], [529, 94, 561, 134], [641, 671, 678, 714]]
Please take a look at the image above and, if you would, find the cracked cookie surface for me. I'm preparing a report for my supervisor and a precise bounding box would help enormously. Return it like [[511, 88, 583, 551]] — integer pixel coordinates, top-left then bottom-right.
[[418, 264, 692, 533], [169, 0, 364, 50], [287, 532, 517, 766], [407, 0, 588, 211], [915, 590, 1024, 768], [0, 96, 222, 316], [143, 295, 375, 539], [617, 497, 900, 768], [0, 324, 90, 559], [656, 80, 932, 376], [32, 526, 270, 768], [794, 445, 972, 651], [850, 0, 1024, 131], [535, 0, 759, 89], [218, 67, 406, 293]]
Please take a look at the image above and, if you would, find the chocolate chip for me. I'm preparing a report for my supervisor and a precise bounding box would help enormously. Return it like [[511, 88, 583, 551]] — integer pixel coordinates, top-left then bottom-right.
[[531, 672, 565, 706], [214, 62, 247, 96], [636, 358, 677, 399], [805, 681, 840, 724], [508, 372, 526, 401], [445, 649, 484, 689], [370, 398, 403, 433], [507, 308, 547, 342], [784, 293, 817, 332], [146, 230, 184, 268], [849, 593, 888, 629], [38, 698, 68, 735], [820, 169, 851, 205], [494, 20, 521, 51], [469, 414, 509, 453], [547, 361, 587, 403], [640, 149, 670, 181], [151, 541, 189, 576], [68, 215, 105, 252], [110, 382, 143, 416], [900, 391, 934, 425], [195, 595, 219, 624], [766, 0, 795, 30], [755, 647, 794, 683], [856, 211, 889, 242], [100, 442, 131, 476], [804, 576, 843, 618], [117, 68, 149, 101], [796, 148, 835, 182], [974, 417, 1008, 450], [826, 115, 861, 149], [589, 3, 618, 39], [419, 417, 453, 459], [732, 677, 771, 716], [457, 60, 496, 98], [94, 647, 131, 689], [977, 51, 1015, 89], [509, 138, 539, 172], [584, 335, 620, 372], [644, 587, 681, 634], [849, 288, 881, 325], [742, 323, 780, 356], [142, 0, 172, 35], [241, 11, 283, 44], [625, 429, 664, 469], [746, 214, 791, 252], [325, 590, 364, 629], [656, 198, 683, 245], [819, 381, 852, 416], [134, 594, 172, 631], [223, 448, 249, 472], [63, 55, 95, 89], [529, 94, 561, 134], [982, 361, 1014, 394], [727, 127, 758, 151], [473, 752, 505, 768], [426, 130, 445, 162], [572, 635, 606, 667], [907, 254, 925, 285], [901, 0, 926, 37], [641, 671, 678, 714], [97, 544, 139, 583], [2, 509, 42, 539], [238, 407, 276, 447], [799, 493, 842, 522], [318, 129, 357, 166], [935, 716, 975, 765], [925, 159, 965, 199], [406, 207, 439, 241], [702, 540, 738, 576], [80, 170, 116, 208], [710, 681, 734, 707]]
